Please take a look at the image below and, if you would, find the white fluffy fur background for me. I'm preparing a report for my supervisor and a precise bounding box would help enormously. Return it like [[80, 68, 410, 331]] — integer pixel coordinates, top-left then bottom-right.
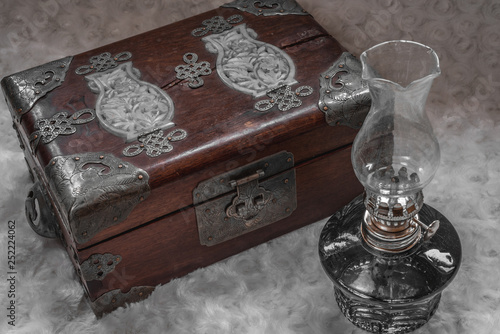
[[0, 0, 499, 333]]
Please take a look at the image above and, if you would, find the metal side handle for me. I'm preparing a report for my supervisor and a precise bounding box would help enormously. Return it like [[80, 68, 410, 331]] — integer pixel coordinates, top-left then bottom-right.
[[25, 181, 60, 238]]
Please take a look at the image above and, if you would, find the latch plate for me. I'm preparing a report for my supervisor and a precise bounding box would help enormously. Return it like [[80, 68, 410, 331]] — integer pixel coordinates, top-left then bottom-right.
[[193, 151, 296, 246]]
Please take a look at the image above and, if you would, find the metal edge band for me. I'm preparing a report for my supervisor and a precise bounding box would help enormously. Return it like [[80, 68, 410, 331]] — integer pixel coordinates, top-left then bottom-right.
[[44, 152, 151, 244], [1, 56, 73, 120], [222, 0, 309, 16], [89, 286, 156, 318], [318, 52, 370, 129]]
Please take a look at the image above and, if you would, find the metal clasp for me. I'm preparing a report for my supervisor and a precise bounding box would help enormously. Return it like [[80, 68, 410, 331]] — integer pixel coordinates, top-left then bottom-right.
[[226, 169, 272, 226], [194, 151, 297, 246]]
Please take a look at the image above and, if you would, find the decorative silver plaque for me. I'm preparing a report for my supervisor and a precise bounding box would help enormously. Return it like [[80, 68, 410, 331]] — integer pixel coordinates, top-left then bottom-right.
[[203, 24, 297, 98], [85, 61, 175, 142], [222, 0, 309, 16]]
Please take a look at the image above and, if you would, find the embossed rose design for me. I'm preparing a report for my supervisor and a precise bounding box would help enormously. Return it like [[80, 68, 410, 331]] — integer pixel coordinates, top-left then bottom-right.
[[227, 39, 257, 56], [254, 54, 289, 86], [204, 24, 296, 97], [87, 62, 175, 140]]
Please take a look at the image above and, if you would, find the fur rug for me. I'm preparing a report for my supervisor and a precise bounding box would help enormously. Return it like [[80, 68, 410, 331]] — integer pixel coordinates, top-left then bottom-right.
[[0, 0, 499, 333]]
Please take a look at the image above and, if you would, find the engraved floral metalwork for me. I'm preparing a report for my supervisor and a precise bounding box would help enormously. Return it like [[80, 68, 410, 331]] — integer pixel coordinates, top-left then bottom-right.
[[81, 253, 122, 281], [255, 84, 313, 112], [191, 15, 243, 37], [318, 52, 370, 128], [222, 0, 309, 16], [75, 51, 132, 75], [203, 24, 297, 97], [90, 286, 155, 318], [194, 151, 296, 246], [29, 108, 95, 151], [123, 128, 187, 158], [45, 152, 150, 244], [85, 62, 175, 141], [175, 53, 212, 88], [1, 56, 73, 117]]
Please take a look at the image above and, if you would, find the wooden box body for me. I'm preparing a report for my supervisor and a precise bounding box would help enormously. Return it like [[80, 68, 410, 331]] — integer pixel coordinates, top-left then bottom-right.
[[1, 0, 368, 316]]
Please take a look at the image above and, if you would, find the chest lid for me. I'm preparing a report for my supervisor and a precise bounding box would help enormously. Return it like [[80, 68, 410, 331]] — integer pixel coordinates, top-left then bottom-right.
[[2, 0, 369, 249]]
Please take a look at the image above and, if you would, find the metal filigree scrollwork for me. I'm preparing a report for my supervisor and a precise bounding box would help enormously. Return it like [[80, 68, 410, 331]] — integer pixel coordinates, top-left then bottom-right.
[[81, 253, 122, 281], [191, 15, 243, 37], [318, 52, 370, 128], [89, 286, 156, 318], [1, 56, 73, 117], [123, 128, 187, 158], [75, 51, 132, 75], [222, 0, 309, 16], [203, 24, 297, 97], [175, 53, 212, 88], [255, 85, 313, 112], [45, 152, 150, 244], [29, 109, 95, 151]]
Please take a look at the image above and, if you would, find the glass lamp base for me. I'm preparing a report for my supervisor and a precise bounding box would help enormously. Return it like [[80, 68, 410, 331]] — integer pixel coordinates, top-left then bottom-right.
[[319, 195, 461, 334], [335, 287, 440, 333]]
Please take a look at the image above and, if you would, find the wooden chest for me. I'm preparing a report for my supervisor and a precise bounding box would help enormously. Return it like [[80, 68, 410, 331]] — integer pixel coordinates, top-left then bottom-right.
[[1, 0, 369, 317]]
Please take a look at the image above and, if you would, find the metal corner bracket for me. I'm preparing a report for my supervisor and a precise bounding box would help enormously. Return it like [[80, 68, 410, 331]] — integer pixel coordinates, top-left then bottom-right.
[[45, 152, 151, 244], [1, 56, 73, 119], [318, 52, 370, 129]]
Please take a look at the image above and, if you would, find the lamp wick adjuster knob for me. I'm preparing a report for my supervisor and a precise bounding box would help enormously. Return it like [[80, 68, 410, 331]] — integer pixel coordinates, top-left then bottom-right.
[[414, 218, 440, 241]]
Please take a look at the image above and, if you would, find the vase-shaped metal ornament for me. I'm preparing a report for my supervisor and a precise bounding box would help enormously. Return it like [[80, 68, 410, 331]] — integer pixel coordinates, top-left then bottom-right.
[[85, 62, 175, 142], [203, 24, 297, 98], [319, 41, 461, 333]]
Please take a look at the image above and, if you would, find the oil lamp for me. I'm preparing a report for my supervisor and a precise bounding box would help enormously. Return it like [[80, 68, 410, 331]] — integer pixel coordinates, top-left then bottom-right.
[[319, 40, 461, 333]]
